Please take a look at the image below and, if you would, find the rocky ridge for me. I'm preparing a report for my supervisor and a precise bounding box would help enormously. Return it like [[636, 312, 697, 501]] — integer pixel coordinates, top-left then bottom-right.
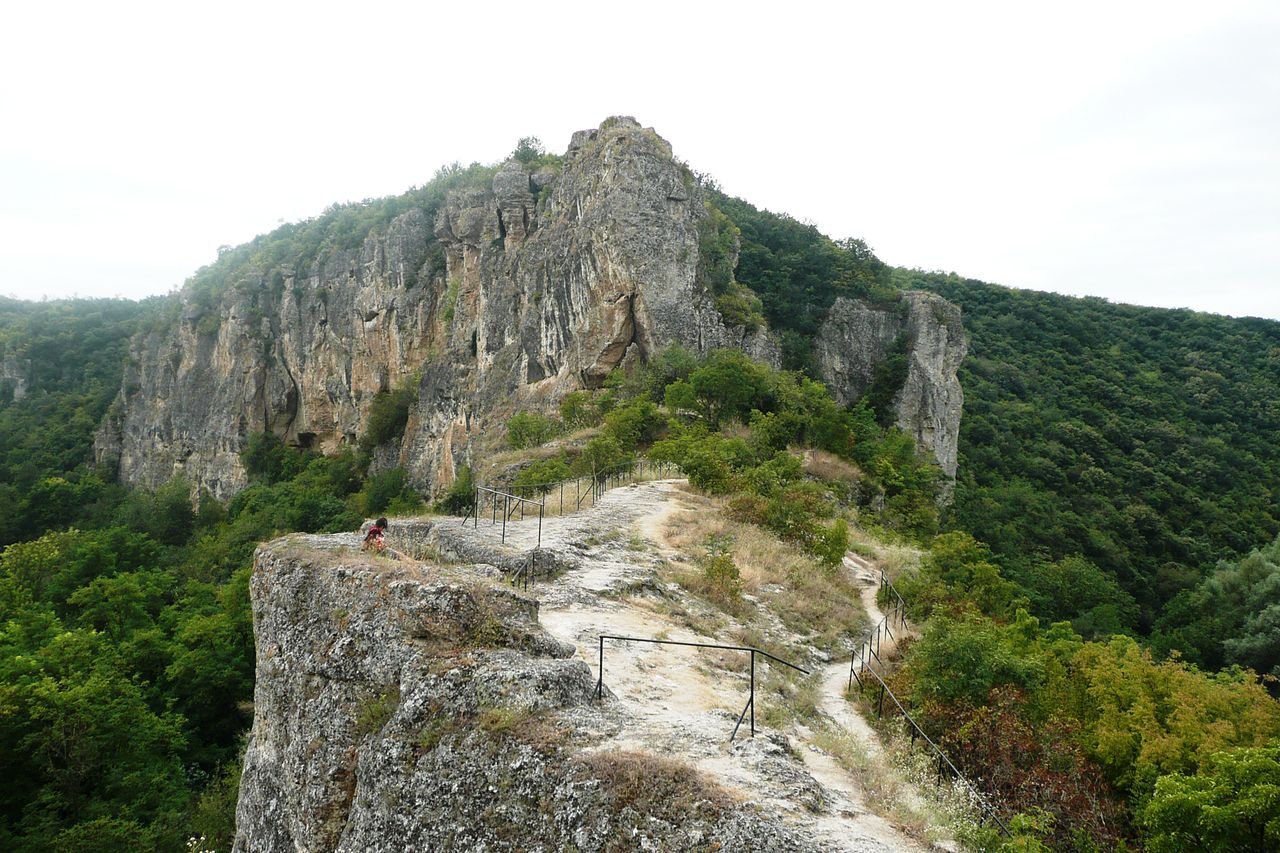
[[95, 118, 965, 501], [234, 483, 951, 851]]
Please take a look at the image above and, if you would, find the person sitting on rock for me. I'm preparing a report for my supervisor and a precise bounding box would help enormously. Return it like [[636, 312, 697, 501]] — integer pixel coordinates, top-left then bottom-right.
[[363, 517, 388, 552]]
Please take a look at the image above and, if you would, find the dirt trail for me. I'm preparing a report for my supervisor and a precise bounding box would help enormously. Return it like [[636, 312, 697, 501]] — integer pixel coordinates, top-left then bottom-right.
[[816, 555, 895, 757], [452, 480, 941, 852]]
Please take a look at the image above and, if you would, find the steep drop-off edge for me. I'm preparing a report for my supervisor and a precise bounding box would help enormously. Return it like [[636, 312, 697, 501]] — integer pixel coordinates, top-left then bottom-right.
[[234, 533, 824, 852]]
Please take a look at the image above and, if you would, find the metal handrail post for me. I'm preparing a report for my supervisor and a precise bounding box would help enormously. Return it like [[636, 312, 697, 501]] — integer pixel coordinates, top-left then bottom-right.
[[596, 635, 604, 699]]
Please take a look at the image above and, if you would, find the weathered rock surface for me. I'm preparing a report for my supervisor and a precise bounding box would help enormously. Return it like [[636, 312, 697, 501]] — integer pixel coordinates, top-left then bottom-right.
[[96, 118, 777, 499], [95, 209, 439, 499], [234, 534, 832, 852], [0, 352, 28, 401], [815, 292, 967, 481], [95, 117, 965, 500]]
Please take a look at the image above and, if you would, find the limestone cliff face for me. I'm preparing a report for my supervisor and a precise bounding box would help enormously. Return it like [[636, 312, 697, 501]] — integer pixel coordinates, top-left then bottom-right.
[[814, 291, 967, 481], [95, 117, 964, 500], [235, 535, 813, 851], [96, 118, 773, 499], [407, 118, 778, 493], [0, 352, 28, 402], [95, 209, 438, 499]]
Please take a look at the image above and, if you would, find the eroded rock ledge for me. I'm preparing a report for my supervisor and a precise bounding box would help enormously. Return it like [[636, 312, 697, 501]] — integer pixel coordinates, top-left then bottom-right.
[[233, 535, 816, 852]]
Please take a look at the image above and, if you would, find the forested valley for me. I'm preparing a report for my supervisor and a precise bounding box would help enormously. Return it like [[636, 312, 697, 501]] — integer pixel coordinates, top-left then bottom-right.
[[2, 169, 1279, 851]]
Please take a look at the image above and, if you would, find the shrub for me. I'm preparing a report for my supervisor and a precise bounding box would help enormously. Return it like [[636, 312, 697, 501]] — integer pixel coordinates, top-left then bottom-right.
[[559, 390, 602, 429], [358, 467, 422, 516], [811, 518, 849, 568], [512, 456, 572, 495], [700, 536, 741, 597], [434, 466, 475, 515], [571, 435, 630, 477], [602, 398, 663, 449], [360, 380, 418, 452], [724, 494, 769, 526], [505, 411, 559, 449]]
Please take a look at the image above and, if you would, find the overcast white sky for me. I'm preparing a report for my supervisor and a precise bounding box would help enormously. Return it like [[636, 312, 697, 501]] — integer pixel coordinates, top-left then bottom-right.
[[2, 0, 1276, 319]]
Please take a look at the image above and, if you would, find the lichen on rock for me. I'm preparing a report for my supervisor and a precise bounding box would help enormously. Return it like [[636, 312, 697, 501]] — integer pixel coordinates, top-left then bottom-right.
[[233, 533, 824, 852]]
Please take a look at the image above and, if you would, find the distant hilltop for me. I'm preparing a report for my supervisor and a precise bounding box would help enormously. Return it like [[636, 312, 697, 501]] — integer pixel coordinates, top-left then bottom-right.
[[94, 117, 964, 501]]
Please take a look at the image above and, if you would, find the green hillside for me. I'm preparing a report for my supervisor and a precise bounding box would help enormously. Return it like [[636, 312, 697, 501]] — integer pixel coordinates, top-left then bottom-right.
[[902, 270, 1280, 635]]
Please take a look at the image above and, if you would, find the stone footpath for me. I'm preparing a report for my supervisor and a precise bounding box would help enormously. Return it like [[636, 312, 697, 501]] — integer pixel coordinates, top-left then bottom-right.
[[386, 480, 948, 852]]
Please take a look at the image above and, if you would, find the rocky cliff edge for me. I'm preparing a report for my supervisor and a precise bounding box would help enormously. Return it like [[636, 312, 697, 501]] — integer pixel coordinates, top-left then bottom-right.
[[234, 533, 831, 851]]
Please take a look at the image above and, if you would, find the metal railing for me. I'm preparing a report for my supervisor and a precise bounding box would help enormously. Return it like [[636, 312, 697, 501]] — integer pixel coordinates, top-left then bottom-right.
[[461, 486, 544, 546], [848, 572, 908, 691], [846, 572, 1010, 837], [455, 460, 679, 589], [507, 548, 547, 592], [465, 459, 681, 520], [855, 660, 1010, 836], [594, 634, 810, 740]]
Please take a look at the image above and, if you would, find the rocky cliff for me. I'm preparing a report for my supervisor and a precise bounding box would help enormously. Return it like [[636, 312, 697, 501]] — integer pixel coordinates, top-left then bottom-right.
[[0, 352, 28, 402], [235, 534, 825, 851], [815, 292, 967, 481], [95, 117, 965, 499]]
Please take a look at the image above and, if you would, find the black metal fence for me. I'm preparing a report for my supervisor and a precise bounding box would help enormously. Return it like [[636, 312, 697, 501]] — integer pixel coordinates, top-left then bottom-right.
[[848, 572, 908, 691], [457, 461, 680, 590], [847, 572, 1011, 837], [500, 458, 681, 516], [461, 486, 545, 546], [594, 634, 810, 740]]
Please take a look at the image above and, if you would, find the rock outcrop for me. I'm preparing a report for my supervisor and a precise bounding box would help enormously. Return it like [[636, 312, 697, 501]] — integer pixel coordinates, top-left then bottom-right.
[[96, 118, 774, 499], [235, 535, 823, 851], [815, 291, 967, 481], [0, 352, 28, 401], [94, 209, 439, 499], [95, 117, 965, 500]]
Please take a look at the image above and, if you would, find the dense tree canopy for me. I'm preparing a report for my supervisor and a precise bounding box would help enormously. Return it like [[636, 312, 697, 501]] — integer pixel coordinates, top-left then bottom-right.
[[706, 189, 896, 370], [905, 270, 1280, 631]]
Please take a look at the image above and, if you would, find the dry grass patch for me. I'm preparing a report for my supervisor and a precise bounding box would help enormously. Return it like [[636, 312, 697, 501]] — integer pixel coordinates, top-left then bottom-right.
[[758, 669, 822, 727], [802, 449, 864, 483], [810, 724, 902, 811], [873, 544, 923, 583], [662, 508, 869, 654], [576, 750, 733, 823]]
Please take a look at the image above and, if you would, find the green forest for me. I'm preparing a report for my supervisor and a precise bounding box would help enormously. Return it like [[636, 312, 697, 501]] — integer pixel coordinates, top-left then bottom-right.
[[2, 154, 1279, 850], [904, 271, 1280, 663], [0, 300, 426, 850]]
